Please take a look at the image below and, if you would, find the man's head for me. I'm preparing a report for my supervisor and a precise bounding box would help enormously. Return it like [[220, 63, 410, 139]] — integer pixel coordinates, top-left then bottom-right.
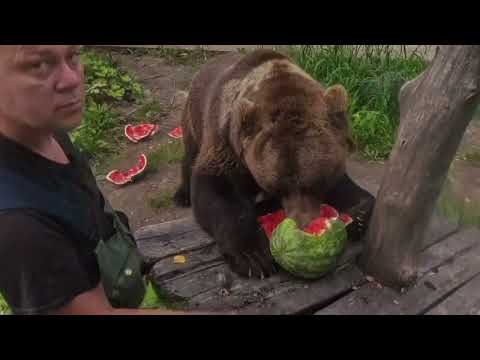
[[0, 45, 85, 133]]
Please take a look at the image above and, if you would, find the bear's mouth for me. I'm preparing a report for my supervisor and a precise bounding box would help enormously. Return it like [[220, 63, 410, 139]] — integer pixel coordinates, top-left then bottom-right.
[[281, 191, 325, 229]]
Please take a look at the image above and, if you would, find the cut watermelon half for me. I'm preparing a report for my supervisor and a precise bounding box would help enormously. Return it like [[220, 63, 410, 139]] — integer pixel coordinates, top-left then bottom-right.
[[168, 126, 183, 139], [339, 213, 353, 226], [106, 154, 148, 186], [304, 217, 332, 236], [258, 204, 353, 238], [125, 124, 159, 143], [319, 204, 339, 220], [258, 210, 286, 239]]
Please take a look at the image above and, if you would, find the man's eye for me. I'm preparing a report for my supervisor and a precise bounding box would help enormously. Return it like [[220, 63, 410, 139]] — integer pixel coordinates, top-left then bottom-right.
[[28, 60, 49, 74], [69, 52, 81, 66]]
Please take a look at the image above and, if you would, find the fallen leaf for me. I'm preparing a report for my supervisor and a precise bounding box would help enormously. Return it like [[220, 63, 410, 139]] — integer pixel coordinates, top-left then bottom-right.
[[393, 300, 400, 305], [174, 255, 187, 264]]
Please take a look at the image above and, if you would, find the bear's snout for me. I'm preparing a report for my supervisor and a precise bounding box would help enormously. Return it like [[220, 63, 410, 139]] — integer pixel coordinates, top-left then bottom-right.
[[281, 191, 324, 229]]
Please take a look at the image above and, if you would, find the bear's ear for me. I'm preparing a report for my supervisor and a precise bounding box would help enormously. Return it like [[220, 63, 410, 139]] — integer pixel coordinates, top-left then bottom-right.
[[325, 85, 349, 114]]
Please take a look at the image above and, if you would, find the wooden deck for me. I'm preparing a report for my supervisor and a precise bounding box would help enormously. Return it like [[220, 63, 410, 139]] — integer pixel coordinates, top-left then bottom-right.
[[133, 163, 480, 315], [134, 207, 480, 315]]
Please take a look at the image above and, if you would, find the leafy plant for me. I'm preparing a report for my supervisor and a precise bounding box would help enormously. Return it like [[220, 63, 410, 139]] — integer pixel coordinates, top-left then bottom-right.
[[71, 50, 145, 160], [291, 45, 429, 161], [0, 294, 11, 315], [81, 51, 144, 103], [70, 101, 118, 157]]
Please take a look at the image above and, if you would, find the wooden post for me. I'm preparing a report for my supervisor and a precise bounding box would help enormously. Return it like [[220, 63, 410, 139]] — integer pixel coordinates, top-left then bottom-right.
[[360, 46, 480, 290]]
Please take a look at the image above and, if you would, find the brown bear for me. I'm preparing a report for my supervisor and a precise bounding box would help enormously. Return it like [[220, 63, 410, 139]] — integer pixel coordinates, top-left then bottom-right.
[[174, 49, 375, 279]]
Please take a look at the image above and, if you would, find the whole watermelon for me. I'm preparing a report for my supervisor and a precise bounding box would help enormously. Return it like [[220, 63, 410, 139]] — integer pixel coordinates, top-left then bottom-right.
[[259, 206, 351, 280]]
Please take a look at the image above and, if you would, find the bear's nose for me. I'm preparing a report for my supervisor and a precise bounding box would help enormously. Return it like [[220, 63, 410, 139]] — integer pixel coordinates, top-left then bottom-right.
[[281, 191, 323, 229]]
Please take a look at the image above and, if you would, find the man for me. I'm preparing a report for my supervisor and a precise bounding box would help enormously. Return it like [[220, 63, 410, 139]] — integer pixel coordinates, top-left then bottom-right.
[[0, 45, 219, 315]]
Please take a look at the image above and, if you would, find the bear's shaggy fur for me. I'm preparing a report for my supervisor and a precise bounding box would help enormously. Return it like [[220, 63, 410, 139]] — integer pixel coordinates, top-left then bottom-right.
[[174, 50, 374, 278]]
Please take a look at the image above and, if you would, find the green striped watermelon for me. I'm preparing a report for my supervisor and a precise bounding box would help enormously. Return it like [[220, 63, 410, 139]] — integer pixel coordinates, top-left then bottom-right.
[[258, 205, 352, 280]]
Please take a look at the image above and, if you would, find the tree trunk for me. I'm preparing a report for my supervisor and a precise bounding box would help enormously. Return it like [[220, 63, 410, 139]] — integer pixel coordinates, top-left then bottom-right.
[[359, 45, 480, 290]]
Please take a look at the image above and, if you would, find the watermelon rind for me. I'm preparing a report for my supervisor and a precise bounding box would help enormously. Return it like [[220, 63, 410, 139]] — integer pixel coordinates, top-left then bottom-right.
[[270, 218, 348, 279]]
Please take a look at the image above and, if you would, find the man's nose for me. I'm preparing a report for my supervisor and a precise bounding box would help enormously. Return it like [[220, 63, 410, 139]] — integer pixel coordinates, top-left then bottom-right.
[[56, 62, 82, 92]]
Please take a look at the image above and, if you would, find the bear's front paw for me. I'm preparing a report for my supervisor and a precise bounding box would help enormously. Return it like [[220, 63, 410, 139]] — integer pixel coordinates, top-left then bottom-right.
[[221, 242, 278, 280]]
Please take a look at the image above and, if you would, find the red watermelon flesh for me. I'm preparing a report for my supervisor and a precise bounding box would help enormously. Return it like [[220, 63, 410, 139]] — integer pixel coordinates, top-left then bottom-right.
[[304, 217, 332, 235], [258, 210, 286, 238], [106, 154, 148, 186], [339, 213, 353, 226], [105, 170, 132, 186], [168, 127, 183, 139], [125, 124, 159, 143], [319, 204, 339, 220], [258, 204, 353, 238]]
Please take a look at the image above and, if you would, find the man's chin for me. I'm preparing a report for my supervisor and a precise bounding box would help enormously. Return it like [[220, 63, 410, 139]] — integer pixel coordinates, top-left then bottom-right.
[[58, 112, 84, 132]]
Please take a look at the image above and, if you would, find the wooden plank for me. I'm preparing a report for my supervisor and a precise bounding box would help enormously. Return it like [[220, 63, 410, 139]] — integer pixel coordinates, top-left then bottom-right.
[[425, 273, 480, 315], [315, 227, 480, 315], [423, 211, 459, 249], [134, 218, 214, 266], [133, 211, 459, 314], [190, 244, 365, 314], [151, 240, 364, 314]]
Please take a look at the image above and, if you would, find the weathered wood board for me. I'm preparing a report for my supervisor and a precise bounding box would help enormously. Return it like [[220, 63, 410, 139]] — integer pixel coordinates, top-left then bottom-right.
[[425, 273, 480, 315], [315, 227, 480, 315], [134, 211, 462, 315]]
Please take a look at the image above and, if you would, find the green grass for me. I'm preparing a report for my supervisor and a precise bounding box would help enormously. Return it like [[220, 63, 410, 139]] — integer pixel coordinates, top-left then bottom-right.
[[136, 101, 163, 121], [436, 186, 480, 229], [460, 150, 480, 165], [436, 164, 480, 229], [147, 141, 185, 172], [149, 190, 175, 210], [290, 45, 429, 161]]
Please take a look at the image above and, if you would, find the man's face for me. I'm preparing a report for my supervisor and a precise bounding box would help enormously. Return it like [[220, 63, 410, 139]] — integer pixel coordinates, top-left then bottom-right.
[[0, 45, 85, 132]]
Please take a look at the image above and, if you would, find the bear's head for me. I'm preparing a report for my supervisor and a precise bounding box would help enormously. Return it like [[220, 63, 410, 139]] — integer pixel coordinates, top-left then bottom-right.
[[229, 74, 353, 228]]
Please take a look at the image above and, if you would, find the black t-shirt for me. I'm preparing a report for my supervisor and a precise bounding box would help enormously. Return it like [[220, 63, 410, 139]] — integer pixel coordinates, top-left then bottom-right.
[[0, 132, 115, 315]]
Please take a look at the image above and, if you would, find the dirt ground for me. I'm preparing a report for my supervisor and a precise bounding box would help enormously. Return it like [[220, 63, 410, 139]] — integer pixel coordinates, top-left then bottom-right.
[[94, 48, 480, 232]]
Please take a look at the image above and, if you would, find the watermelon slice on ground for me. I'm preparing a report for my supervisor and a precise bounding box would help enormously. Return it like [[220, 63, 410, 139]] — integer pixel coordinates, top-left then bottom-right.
[[106, 154, 148, 186], [125, 124, 159, 143], [168, 126, 183, 139]]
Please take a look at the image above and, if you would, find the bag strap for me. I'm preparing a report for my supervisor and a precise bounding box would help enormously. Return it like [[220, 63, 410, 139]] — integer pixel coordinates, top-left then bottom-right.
[[0, 167, 93, 238]]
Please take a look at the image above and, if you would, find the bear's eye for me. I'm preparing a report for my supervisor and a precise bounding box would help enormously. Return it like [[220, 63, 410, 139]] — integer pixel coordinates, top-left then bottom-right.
[[241, 117, 256, 137]]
